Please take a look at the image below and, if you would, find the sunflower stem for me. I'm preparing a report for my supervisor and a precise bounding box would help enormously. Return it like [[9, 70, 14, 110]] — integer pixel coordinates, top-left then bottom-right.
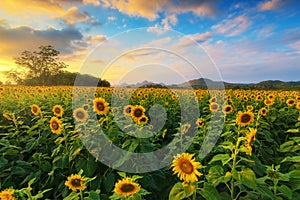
[[80, 190, 83, 200], [230, 127, 241, 200], [11, 113, 19, 130], [192, 190, 196, 200]]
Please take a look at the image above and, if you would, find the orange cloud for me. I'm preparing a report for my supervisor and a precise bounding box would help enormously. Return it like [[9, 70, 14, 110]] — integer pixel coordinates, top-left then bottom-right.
[[62, 7, 91, 24], [0, 0, 93, 25], [258, 0, 282, 11], [101, 0, 219, 20], [0, 0, 65, 18], [86, 34, 107, 45], [83, 0, 101, 6]]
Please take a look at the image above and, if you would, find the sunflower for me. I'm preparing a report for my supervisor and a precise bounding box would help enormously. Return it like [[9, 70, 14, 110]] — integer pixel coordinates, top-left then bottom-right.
[[196, 118, 205, 127], [93, 97, 109, 115], [247, 105, 254, 111], [209, 96, 217, 103], [181, 123, 191, 134], [52, 105, 63, 117], [209, 102, 219, 112], [264, 99, 274, 106], [30, 104, 41, 116], [268, 94, 275, 100], [131, 105, 145, 121], [148, 124, 154, 130], [123, 105, 132, 116], [172, 95, 178, 100], [171, 153, 202, 182], [245, 128, 257, 156], [138, 115, 148, 125], [247, 128, 257, 144], [236, 111, 254, 126], [83, 104, 90, 110], [65, 174, 86, 192], [286, 99, 295, 107], [114, 177, 141, 197], [256, 95, 263, 101], [296, 102, 300, 110], [0, 188, 17, 200], [2, 114, 12, 121], [223, 105, 233, 114], [73, 108, 88, 122], [50, 117, 63, 134], [259, 107, 268, 116]]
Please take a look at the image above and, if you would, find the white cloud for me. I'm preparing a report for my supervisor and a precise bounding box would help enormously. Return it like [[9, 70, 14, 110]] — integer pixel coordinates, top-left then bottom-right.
[[175, 32, 212, 48], [212, 15, 251, 37], [162, 14, 178, 29], [147, 24, 168, 35], [108, 16, 117, 21]]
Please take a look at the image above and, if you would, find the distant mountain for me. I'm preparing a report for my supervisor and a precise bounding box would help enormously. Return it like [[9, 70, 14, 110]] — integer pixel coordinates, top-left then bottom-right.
[[179, 78, 300, 90], [116, 80, 167, 88], [115, 78, 300, 90], [253, 80, 300, 90], [178, 78, 253, 89]]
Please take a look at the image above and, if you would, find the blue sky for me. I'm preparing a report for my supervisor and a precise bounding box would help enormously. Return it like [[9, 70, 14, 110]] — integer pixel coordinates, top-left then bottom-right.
[[0, 0, 300, 84]]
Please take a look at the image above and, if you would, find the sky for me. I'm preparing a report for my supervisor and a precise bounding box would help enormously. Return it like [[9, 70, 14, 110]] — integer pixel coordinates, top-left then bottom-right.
[[0, 0, 300, 85]]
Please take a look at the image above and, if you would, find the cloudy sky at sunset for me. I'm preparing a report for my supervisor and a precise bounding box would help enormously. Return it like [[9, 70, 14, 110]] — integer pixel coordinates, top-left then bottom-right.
[[0, 0, 300, 85]]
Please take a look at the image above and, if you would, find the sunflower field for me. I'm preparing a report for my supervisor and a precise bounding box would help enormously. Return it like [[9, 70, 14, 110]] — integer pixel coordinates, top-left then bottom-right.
[[0, 86, 300, 200]]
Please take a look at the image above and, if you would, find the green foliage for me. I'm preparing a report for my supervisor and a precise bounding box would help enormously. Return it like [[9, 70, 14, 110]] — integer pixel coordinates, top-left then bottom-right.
[[0, 86, 300, 199]]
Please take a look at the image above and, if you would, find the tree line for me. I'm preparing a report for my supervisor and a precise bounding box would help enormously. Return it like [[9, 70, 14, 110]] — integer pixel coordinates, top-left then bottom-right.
[[4, 45, 110, 87]]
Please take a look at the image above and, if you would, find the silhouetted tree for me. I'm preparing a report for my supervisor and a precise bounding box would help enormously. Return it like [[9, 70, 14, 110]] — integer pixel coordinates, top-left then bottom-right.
[[98, 79, 110, 87], [7, 45, 111, 86], [12, 45, 67, 85]]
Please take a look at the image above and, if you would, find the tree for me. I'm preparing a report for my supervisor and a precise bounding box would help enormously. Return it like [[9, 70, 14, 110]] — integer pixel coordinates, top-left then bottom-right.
[[13, 45, 67, 85]]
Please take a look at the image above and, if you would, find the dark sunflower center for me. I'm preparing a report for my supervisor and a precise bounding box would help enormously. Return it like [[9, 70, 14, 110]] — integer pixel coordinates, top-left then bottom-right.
[[121, 184, 135, 192], [225, 107, 231, 112], [180, 160, 193, 174], [55, 108, 61, 113], [288, 100, 294, 104], [140, 117, 146, 122], [76, 111, 84, 119], [125, 107, 131, 113], [212, 105, 218, 110], [71, 179, 82, 187], [134, 109, 143, 118], [52, 121, 59, 130], [33, 107, 38, 113], [97, 102, 105, 111], [241, 114, 251, 123]]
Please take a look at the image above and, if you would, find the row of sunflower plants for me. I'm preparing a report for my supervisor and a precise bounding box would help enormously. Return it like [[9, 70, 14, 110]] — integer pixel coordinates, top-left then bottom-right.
[[0, 86, 300, 199]]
